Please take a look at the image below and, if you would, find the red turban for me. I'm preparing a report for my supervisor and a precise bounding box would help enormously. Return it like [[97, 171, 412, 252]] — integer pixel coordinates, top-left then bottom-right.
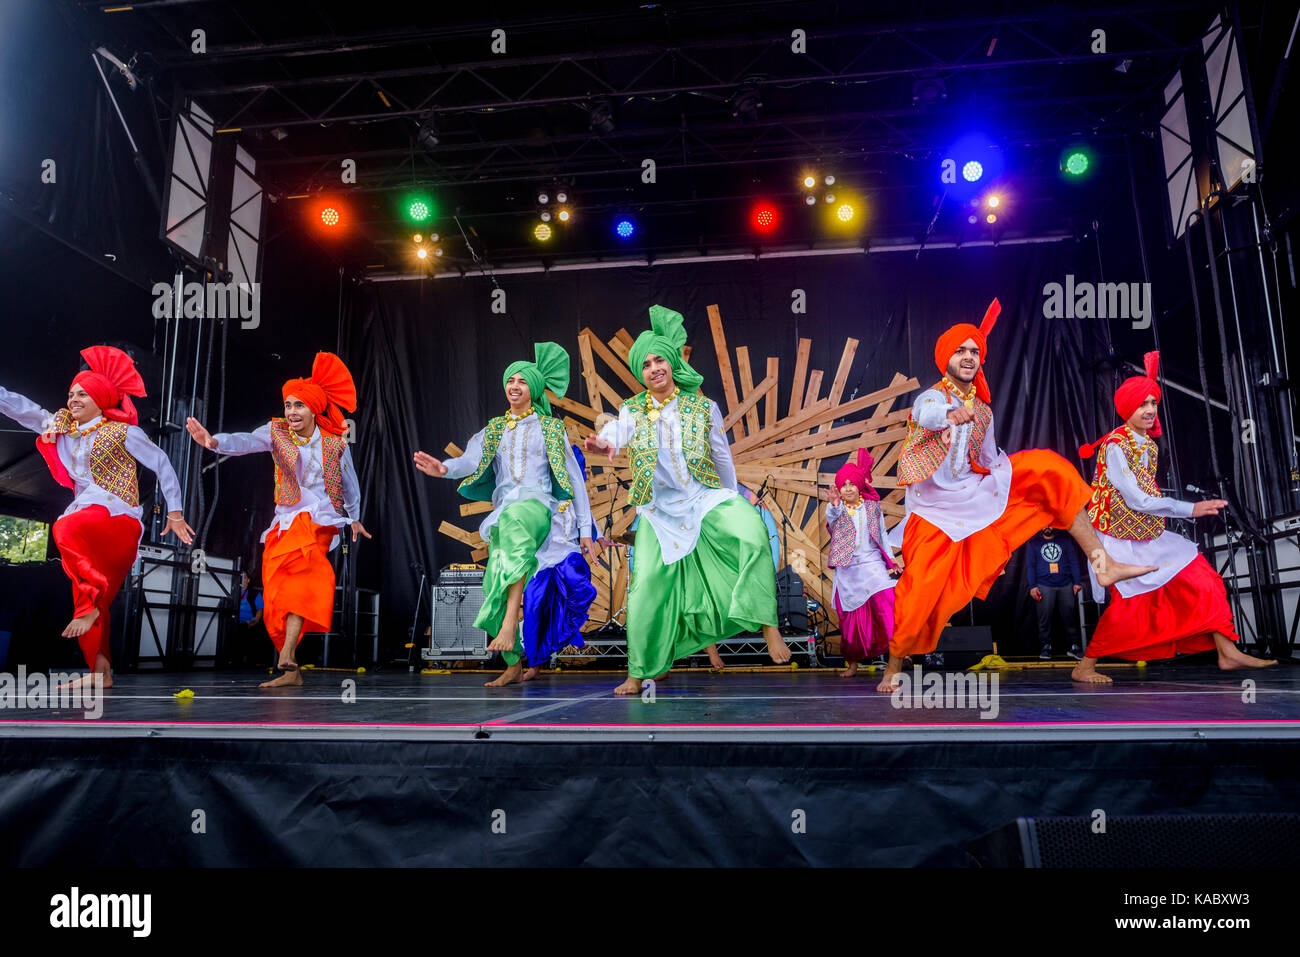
[[834, 447, 880, 501], [1079, 351, 1162, 457], [282, 352, 357, 437], [70, 345, 146, 426], [933, 298, 1001, 404]]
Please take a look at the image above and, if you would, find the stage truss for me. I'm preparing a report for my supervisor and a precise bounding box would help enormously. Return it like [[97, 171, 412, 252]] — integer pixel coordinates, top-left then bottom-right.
[[438, 304, 918, 634]]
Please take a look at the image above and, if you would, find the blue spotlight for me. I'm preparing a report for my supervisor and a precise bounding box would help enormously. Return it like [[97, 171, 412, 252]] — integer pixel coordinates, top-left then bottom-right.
[[962, 160, 984, 182], [615, 218, 635, 239]]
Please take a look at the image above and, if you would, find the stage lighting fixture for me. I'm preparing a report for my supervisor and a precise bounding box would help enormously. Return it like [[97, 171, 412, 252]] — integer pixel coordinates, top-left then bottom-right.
[[730, 85, 762, 124], [434, 247, 443, 257], [556, 191, 568, 204], [968, 214, 978, 224], [538, 191, 549, 205], [416, 247, 428, 259], [962, 160, 984, 182], [589, 100, 615, 134], [615, 218, 636, 239], [535, 223, 553, 241], [804, 195, 816, 206], [803, 175, 817, 189], [540, 210, 552, 223], [557, 208, 572, 222], [986, 194, 1000, 208], [408, 200, 430, 221], [416, 114, 439, 151], [986, 213, 997, 224], [750, 202, 779, 234], [320, 206, 340, 227], [1064, 150, 1090, 176], [429, 233, 439, 242], [824, 175, 835, 186], [823, 192, 835, 204], [836, 203, 855, 223], [413, 233, 423, 243]]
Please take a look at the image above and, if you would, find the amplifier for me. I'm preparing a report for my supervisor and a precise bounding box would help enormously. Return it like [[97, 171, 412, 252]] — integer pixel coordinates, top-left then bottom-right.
[[423, 565, 492, 660]]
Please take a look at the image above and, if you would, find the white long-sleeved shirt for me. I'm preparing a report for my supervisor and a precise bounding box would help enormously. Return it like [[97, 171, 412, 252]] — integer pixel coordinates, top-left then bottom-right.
[[0, 386, 184, 526], [597, 395, 738, 564], [1086, 433, 1197, 600], [826, 500, 896, 611], [889, 387, 1014, 547], [441, 414, 593, 571], [213, 422, 361, 549]]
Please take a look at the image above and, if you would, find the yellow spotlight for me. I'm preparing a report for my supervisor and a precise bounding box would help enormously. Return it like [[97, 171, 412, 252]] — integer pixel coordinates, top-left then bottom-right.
[[416, 247, 428, 259], [557, 207, 571, 222], [534, 223, 552, 241], [803, 175, 817, 189], [413, 233, 423, 243], [986, 213, 997, 224], [987, 194, 1000, 208], [836, 203, 855, 223]]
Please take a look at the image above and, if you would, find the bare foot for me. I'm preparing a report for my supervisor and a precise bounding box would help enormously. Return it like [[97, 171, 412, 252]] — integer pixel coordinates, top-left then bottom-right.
[[614, 676, 643, 695], [276, 647, 298, 671], [762, 625, 792, 664], [1217, 644, 1277, 671], [840, 660, 859, 678], [875, 654, 906, 693], [1095, 560, 1159, 589], [259, 670, 303, 688], [519, 666, 541, 682], [62, 607, 100, 639], [485, 662, 525, 687], [1070, 658, 1113, 683], [488, 632, 516, 653], [706, 645, 725, 669], [57, 672, 110, 692]]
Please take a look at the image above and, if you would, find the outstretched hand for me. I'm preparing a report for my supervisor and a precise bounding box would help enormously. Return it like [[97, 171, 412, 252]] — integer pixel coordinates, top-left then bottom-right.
[[412, 451, 447, 477], [581, 537, 603, 565], [164, 511, 195, 545], [946, 406, 976, 426], [185, 417, 218, 450], [1192, 498, 1228, 518], [828, 484, 841, 507], [350, 521, 372, 542]]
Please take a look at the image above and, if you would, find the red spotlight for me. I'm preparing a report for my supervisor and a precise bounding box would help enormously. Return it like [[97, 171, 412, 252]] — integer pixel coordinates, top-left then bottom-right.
[[750, 201, 779, 234], [320, 207, 340, 226], [312, 200, 347, 233]]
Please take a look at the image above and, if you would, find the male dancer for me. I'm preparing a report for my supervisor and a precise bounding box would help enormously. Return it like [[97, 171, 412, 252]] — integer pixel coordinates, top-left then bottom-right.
[[0, 346, 194, 688], [1072, 352, 1276, 682], [186, 352, 369, 688], [879, 299, 1154, 692], [825, 448, 901, 677], [584, 305, 789, 696], [413, 342, 599, 687]]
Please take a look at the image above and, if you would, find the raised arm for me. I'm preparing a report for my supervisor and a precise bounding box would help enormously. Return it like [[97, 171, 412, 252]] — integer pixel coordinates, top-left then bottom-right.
[[0, 386, 55, 433], [210, 423, 275, 456], [912, 389, 957, 432], [1104, 445, 1194, 519]]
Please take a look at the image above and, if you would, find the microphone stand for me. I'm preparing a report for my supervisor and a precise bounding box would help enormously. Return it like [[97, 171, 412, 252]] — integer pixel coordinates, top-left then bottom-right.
[[407, 562, 428, 671], [756, 477, 797, 634]]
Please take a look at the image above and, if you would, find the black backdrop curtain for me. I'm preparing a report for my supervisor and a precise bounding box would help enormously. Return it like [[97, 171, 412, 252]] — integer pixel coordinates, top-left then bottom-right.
[[343, 239, 1121, 657]]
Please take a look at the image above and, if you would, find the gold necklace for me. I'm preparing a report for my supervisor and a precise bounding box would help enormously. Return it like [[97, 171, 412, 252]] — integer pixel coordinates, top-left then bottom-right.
[[505, 406, 534, 431], [68, 418, 106, 439], [942, 376, 977, 409], [647, 388, 679, 424], [289, 426, 312, 446]]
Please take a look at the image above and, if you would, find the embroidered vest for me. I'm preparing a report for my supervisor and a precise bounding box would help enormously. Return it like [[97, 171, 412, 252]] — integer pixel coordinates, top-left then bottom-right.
[[827, 499, 886, 568], [457, 413, 575, 504], [1086, 427, 1165, 541], [44, 409, 140, 505], [897, 380, 993, 486], [622, 390, 723, 507], [269, 418, 346, 515]]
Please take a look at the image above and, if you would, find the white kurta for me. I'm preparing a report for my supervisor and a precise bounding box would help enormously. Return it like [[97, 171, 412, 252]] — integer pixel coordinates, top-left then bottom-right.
[[213, 422, 361, 551], [0, 386, 184, 526], [826, 501, 896, 612], [889, 388, 1014, 547], [1086, 434, 1197, 601], [441, 414, 593, 571], [597, 396, 738, 565]]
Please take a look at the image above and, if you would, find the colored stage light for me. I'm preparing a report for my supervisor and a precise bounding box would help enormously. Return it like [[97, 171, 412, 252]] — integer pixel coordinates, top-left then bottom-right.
[[615, 218, 635, 239], [962, 160, 983, 182], [535, 223, 552, 241], [986, 194, 1000, 208], [320, 207, 340, 227], [836, 203, 855, 222], [416, 247, 428, 259], [408, 200, 430, 221], [1064, 150, 1090, 175], [750, 202, 779, 233], [803, 175, 817, 189], [413, 234, 423, 243], [557, 207, 571, 222], [986, 213, 997, 224]]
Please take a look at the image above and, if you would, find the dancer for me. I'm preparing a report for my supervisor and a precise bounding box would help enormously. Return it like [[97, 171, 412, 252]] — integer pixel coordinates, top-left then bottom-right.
[[825, 448, 901, 677], [0, 346, 193, 688], [185, 352, 368, 688], [413, 342, 599, 687], [584, 305, 789, 696], [1071, 352, 1276, 682], [879, 299, 1154, 692]]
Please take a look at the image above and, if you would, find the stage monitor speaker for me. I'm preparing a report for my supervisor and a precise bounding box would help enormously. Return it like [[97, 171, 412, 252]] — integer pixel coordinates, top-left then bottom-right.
[[775, 565, 808, 631], [934, 625, 992, 668], [967, 813, 1300, 868], [425, 566, 492, 661]]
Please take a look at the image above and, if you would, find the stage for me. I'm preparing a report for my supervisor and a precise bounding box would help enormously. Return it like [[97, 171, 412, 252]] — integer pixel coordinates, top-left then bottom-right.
[[2, 661, 1297, 866]]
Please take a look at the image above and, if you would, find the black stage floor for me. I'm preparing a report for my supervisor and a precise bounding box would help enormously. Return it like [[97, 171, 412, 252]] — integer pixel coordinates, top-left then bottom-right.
[[2, 662, 1297, 866], [1, 661, 1297, 739]]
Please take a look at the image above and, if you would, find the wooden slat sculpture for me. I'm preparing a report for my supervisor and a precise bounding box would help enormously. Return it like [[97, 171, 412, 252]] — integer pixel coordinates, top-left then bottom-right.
[[437, 304, 919, 635]]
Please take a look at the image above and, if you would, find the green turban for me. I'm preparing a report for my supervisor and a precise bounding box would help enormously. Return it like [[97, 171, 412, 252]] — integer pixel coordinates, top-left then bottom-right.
[[503, 341, 570, 417], [627, 304, 704, 393]]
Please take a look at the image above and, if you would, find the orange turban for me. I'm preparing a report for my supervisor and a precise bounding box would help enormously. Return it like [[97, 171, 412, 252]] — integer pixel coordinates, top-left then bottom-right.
[[70, 345, 146, 426], [933, 299, 1001, 404], [282, 352, 356, 436]]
